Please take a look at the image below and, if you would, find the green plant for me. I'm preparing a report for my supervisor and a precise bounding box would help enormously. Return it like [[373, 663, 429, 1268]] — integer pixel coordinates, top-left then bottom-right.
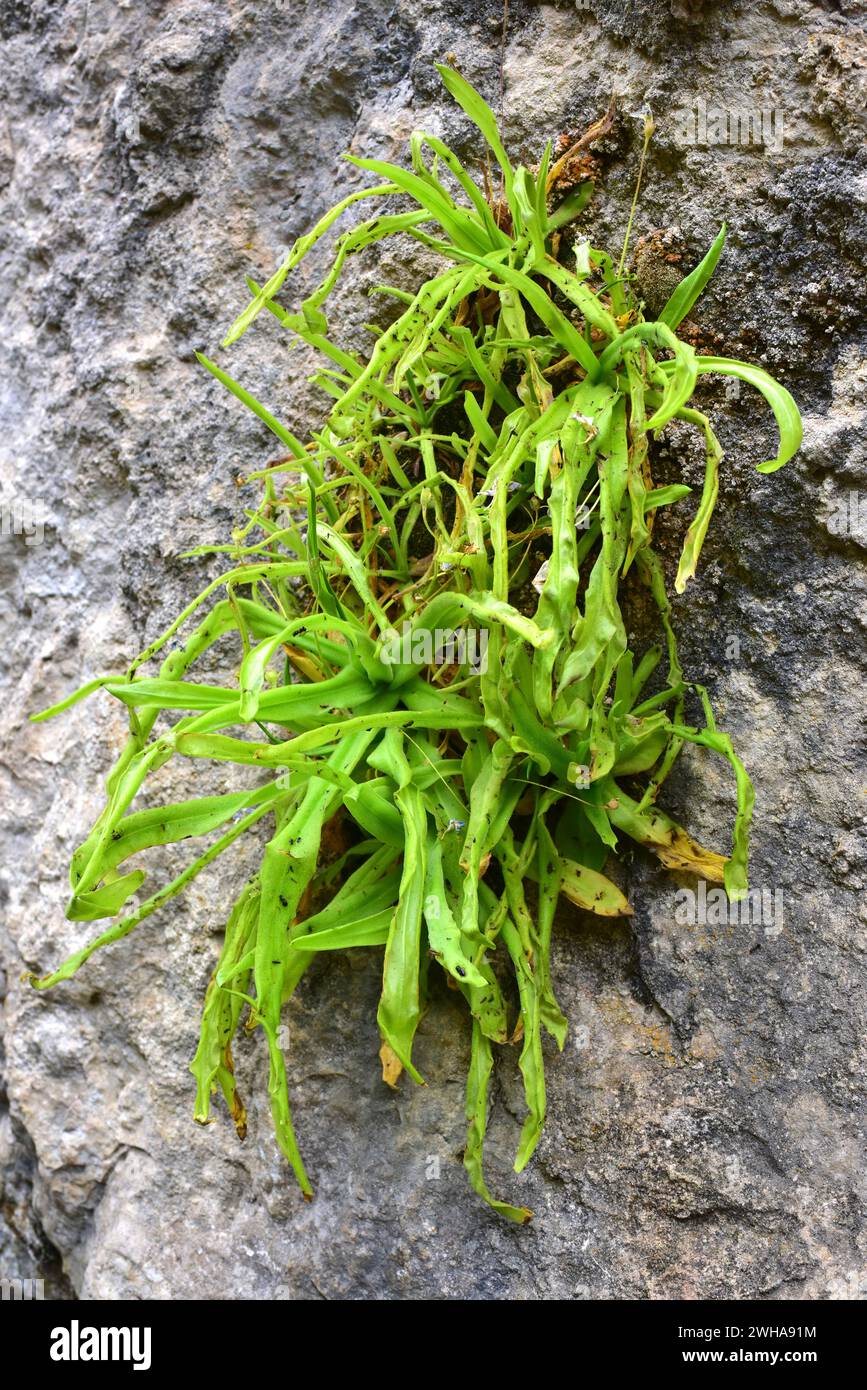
[[29, 66, 801, 1221]]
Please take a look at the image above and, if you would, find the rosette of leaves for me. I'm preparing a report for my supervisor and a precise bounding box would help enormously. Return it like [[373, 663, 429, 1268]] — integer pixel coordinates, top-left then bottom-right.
[[29, 66, 801, 1221]]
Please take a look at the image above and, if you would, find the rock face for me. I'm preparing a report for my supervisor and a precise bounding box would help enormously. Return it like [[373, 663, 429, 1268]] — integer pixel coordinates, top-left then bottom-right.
[[1, 0, 865, 1301]]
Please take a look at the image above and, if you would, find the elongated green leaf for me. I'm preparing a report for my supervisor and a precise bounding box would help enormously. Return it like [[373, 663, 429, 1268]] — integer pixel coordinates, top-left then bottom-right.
[[196, 354, 326, 491], [501, 917, 545, 1171], [597, 322, 697, 432], [534, 819, 568, 1048], [344, 779, 405, 848], [239, 633, 285, 722], [464, 1020, 532, 1223], [456, 252, 601, 377], [672, 407, 723, 591], [685, 356, 802, 472], [290, 909, 393, 951], [664, 684, 755, 900], [66, 870, 145, 922], [32, 802, 277, 989], [658, 223, 726, 329], [222, 182, 398, 347], [644, 484, 692, 511], [423, 836, 486, 987], [30, 675, 125, 723], [71, 782, 288, 888], [191, 880, 259, 1135], [602, 777, 729, 882], [548, 182, 593, 230], [434, 63, 515, 212], [377, 744, 426, 1083], [411, 130, 507, 251], [105, 679, 237, 712], [345, 154, 490, 256]]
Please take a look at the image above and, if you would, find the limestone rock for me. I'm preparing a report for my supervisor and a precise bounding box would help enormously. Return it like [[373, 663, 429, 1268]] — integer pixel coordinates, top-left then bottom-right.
[[1, 0, 865, 1299]]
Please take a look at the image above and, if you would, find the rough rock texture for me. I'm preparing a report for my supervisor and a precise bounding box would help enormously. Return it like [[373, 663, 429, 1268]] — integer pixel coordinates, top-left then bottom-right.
[[1, 0, 866, 1300]]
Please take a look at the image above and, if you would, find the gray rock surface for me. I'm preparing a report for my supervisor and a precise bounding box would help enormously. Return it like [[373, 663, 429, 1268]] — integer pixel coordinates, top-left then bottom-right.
[[1, 0, 865, 1300]]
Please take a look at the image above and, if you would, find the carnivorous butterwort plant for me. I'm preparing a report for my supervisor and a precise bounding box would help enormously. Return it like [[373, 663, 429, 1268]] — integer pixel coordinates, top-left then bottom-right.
[[30, 66, 801, 1221]]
